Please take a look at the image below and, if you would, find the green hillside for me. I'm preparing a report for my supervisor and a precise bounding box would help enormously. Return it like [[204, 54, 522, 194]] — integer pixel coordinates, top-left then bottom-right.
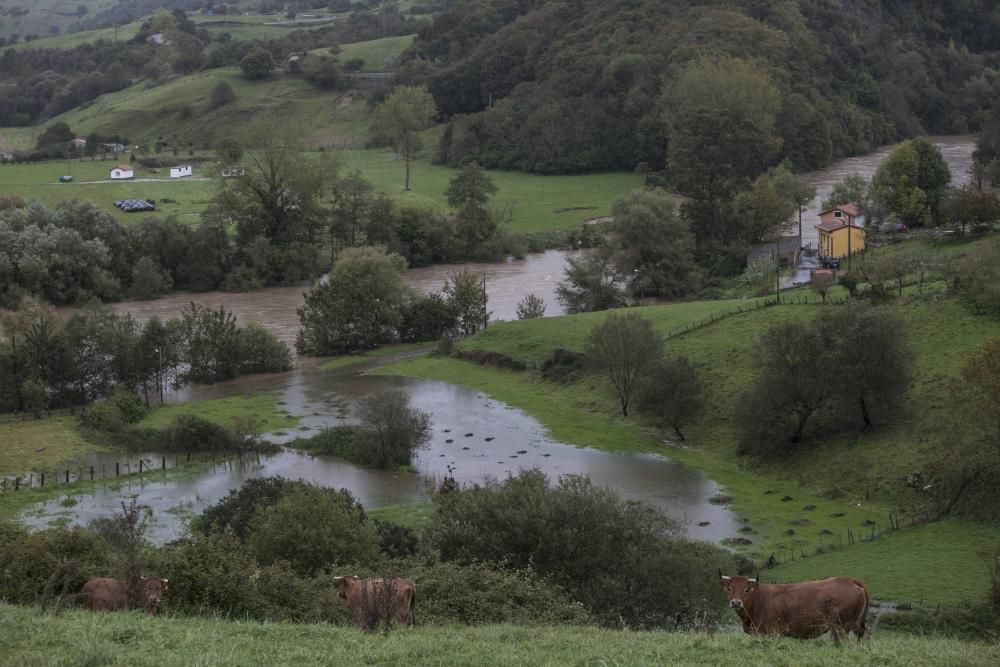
[[0, 0, 118, 41], [376, 236, 1000, 604], [1, 604, 996, 667]]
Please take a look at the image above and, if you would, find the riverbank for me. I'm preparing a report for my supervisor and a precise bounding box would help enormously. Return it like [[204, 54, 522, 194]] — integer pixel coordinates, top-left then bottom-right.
[[1, 604, 996, 667]]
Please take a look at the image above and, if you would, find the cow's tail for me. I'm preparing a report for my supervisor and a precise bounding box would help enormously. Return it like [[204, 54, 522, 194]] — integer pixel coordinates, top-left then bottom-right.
[[849, 579, 871, 642]]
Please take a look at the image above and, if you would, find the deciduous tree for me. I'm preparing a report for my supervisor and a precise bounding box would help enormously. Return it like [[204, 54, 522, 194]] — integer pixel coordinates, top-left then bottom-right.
[[585, 313, 661, 417], [371, 86, 437, 191]]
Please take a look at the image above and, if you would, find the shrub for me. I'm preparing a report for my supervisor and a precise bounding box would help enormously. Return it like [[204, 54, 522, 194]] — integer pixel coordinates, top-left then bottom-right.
[[80, 402, 126, 434], [540, 348, 587, 383], [355, 390, 432, 469], [155, 415, 239, 453], [209, 81, 237, 108], [196, 477, 368, 542], [236, 322, 292, 375], [290, 426, 364, 460], [0, 522, 113, 605], [409, 561, 592, 626], [425, 469, 733, 628], [109, 389, 146, 424], [248, 485, 379, 575], [374, 520, 419, 559], [455, 349, 527, 371]]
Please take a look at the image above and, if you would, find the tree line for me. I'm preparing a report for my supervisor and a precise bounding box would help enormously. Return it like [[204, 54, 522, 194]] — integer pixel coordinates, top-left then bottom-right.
[[408, 0, 995, 176], [0, 299, 290, 416]]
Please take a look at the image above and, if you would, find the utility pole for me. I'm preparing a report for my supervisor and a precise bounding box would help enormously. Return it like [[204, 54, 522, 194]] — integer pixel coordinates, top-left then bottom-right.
[[155, 348, 163, 404], [847, 220, 852, 272], [774, 246, 780, 303], [481, 273, 488, 331]]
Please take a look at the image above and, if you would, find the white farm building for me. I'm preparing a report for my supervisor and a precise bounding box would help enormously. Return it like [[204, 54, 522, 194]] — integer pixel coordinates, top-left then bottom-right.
[[170, 165, 193, 178], [109, 165, 134, 180]]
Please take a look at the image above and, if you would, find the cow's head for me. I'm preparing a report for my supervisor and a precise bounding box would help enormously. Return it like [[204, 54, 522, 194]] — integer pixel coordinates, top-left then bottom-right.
[[719, 570, 758, 609], [141, 577, 169, 613], [333, 575, 359, 599]]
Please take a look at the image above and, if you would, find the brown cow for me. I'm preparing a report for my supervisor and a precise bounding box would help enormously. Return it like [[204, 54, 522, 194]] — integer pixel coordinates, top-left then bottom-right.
[[80, 577, 169, 615], [719, 572, 869, 641], [334, 575, 415, 629]]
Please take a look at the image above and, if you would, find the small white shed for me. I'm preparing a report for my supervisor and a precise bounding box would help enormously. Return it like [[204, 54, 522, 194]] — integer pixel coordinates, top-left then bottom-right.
[[110, 165, 134, 180], [170, 165, 193, 178]]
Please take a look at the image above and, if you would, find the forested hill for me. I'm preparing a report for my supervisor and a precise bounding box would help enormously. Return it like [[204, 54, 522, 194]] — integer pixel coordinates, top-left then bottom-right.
[[404, 0, 1000, 174]]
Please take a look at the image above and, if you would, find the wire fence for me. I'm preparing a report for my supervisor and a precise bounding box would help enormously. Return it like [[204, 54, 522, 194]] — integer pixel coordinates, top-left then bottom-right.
[[0, 450, 252, 493]]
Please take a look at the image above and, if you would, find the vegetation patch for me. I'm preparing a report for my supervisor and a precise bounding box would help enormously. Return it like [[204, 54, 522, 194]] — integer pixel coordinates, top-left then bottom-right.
[[138, 394, 298, 434]]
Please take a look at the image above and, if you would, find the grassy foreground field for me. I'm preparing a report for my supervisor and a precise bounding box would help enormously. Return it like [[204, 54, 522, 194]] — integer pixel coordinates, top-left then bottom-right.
[[1, 604, 997, 667]]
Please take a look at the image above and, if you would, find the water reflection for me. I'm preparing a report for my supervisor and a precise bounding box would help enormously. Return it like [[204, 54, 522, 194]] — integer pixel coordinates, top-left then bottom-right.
[[21, 365, 738, 544]]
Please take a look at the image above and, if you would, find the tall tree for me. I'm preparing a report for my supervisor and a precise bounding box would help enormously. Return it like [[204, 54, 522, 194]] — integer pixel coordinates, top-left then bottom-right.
[[442, 269, 490, 336], [873, 138, 951, 227], [296, 246, 409, 355], [770, 163, 817, 245], [214, 124, 335, 284], [611, 188, 699, 299], [635, 356, 705, 441], [663, 57, 781, 261], [371, 86, 438, 191], [556, 243, 626, 314], [585, 313, 661, 417]]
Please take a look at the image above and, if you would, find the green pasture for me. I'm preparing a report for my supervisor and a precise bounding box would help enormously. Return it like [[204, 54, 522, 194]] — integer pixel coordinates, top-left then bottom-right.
[[339, 148, 642, 234], [5, 21, 141, 50], [0, 417, 96, 477], [0, 160, 215, 223], [318, 34, 416, 71], [770, 519, 999, 604], [0, 0, 118, 41], [1, 604, 997, 667]]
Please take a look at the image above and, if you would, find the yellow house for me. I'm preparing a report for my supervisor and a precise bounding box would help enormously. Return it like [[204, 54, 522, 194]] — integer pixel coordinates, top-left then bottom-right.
[[816, 205, 865, 260]]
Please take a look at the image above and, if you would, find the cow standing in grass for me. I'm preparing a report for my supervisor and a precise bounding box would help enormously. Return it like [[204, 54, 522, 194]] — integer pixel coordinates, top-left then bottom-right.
[[334, 575, 415, 630], [81, 577, 169, 615], [719, 572, 870, 641]]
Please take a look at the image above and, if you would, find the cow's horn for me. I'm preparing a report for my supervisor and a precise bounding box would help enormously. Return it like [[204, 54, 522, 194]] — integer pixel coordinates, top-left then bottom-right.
[[333, 576, 343, 581]]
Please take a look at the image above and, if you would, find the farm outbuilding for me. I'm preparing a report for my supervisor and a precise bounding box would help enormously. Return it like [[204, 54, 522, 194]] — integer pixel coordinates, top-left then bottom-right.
[[109, 165, 134, 180], [170, 165, 193, 178]]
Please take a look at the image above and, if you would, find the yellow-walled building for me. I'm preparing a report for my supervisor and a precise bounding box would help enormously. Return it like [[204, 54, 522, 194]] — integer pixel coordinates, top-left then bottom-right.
[[816, 204, 865, 260]]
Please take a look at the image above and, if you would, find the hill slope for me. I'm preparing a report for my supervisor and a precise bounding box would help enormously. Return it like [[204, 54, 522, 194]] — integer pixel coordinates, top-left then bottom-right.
[[0, 604, 996, 666]]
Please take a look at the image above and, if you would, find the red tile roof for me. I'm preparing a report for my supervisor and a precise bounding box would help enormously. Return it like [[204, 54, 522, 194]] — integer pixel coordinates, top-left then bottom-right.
[[816, 220, 847, 233], [114, 164, 133, 170], [819, 203, 860, 218]]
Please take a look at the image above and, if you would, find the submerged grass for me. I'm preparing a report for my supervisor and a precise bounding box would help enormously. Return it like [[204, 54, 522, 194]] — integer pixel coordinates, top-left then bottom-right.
[[0, 603, 996, 667]]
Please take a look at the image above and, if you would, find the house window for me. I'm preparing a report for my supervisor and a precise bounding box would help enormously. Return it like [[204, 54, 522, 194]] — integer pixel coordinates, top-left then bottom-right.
[[833, 210, 843, 218]]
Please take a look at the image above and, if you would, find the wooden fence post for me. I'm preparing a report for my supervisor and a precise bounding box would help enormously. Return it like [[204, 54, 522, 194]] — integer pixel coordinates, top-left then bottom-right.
[[90, 466, 94, 481], [115, 462, 119, 477], [65, 469, 69, 484], [40, 472, 44, 487]]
